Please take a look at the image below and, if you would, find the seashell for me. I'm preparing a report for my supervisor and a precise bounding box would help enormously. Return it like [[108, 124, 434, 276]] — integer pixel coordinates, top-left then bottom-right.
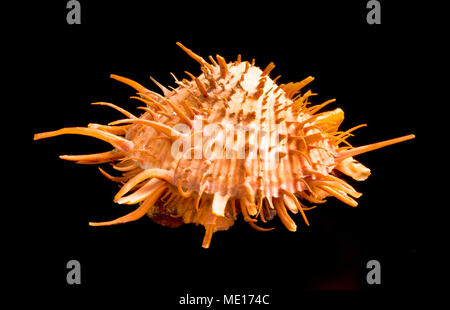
[[34, 43, 415, 248]]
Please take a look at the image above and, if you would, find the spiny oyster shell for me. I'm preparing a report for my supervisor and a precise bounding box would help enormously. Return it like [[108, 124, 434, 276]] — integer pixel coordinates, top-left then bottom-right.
[[34, 43, 415, 248]]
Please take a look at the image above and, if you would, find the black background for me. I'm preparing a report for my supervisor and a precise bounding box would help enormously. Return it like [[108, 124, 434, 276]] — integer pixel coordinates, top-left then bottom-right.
[[17, 0, 437, 306]]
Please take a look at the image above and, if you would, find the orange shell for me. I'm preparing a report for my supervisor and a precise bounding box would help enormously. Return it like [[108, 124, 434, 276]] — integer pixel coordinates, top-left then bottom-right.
[[34, 43, 414, 248]]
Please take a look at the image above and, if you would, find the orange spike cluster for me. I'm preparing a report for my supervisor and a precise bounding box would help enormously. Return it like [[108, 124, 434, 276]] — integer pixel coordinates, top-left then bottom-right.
[[34, 42, 415, 248]]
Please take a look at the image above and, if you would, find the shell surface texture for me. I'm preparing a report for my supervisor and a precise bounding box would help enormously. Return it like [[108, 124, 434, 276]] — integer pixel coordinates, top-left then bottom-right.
[[34, 43, 415, 248]]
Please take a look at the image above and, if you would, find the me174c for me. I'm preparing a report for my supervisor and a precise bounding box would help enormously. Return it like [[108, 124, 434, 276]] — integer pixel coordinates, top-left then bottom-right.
[[223, 294, 270, 305]]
